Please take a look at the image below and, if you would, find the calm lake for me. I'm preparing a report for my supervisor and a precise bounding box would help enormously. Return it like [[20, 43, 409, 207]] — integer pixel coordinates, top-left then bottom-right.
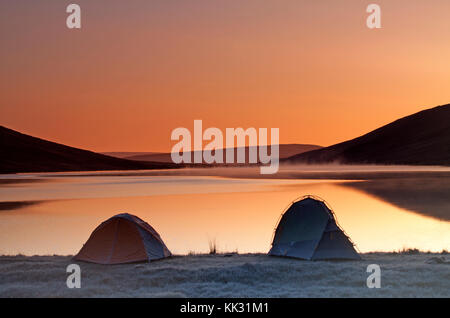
[[0, 168, 449, 255]]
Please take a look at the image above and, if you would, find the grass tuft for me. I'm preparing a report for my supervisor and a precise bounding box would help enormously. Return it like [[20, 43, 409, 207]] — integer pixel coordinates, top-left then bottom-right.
[[397, 248, 421, 255], [208, 238, 217, 255]]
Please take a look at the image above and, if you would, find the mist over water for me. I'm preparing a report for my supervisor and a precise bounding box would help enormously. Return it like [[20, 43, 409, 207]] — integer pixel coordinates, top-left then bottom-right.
[[279, 163, 450, 173]]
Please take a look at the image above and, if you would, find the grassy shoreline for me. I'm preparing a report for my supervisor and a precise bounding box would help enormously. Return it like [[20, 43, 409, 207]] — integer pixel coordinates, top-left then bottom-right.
[[0, 252, 448, 297]]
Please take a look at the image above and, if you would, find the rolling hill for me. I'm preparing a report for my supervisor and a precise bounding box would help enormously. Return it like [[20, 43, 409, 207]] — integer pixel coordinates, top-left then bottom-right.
[[107, 144, 322, 163], [0, 126, 176, 174], [286, 104, 450, 165]]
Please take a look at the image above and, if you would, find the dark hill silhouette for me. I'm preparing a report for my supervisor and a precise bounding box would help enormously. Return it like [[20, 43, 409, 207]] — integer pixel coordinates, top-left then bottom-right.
[[286, 104, 450, 165], [116, 144, 322, 163], [0, 126, 176, 173], [102, 152, 159, 159]]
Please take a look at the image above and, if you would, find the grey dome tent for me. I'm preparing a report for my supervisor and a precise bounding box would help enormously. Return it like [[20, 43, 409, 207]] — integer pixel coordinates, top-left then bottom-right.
[[74, 213, 171, 264], [269, 196, 361, 260]]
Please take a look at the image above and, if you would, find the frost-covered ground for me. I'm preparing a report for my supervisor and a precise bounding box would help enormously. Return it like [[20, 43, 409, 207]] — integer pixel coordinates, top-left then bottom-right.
[[0, 253, 448, 297]]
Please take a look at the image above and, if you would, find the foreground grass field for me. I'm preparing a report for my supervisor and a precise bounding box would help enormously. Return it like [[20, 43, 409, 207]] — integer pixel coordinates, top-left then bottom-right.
[[0, 252, 448, 297]]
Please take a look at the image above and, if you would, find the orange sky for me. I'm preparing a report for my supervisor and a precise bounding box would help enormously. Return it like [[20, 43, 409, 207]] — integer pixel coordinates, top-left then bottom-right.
[[1, 0, 450, 152]]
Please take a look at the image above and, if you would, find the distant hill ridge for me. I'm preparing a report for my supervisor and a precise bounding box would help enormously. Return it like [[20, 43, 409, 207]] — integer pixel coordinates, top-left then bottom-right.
[[107, 144, 322, 163], [2, 103, 449, 173], [286, 104, 450, 165]]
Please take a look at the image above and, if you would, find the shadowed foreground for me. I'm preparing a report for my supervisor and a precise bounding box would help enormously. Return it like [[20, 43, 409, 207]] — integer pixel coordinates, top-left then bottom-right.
[[0, 253, 448, 297]]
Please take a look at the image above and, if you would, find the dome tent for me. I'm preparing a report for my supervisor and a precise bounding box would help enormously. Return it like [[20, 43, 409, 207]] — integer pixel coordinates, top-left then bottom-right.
[[74, 213, 171, 264], [269, 196, 361, 260]]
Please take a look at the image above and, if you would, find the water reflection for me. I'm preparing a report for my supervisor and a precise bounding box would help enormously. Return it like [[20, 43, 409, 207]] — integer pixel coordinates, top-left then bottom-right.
[[0, 175, 448, 255], [341, 178, 450, 221], [0, 201, 43, 211]]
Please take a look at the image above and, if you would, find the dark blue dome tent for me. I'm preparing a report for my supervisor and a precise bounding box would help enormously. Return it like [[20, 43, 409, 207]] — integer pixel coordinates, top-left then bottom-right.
[[269, 195, 361, 260]]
